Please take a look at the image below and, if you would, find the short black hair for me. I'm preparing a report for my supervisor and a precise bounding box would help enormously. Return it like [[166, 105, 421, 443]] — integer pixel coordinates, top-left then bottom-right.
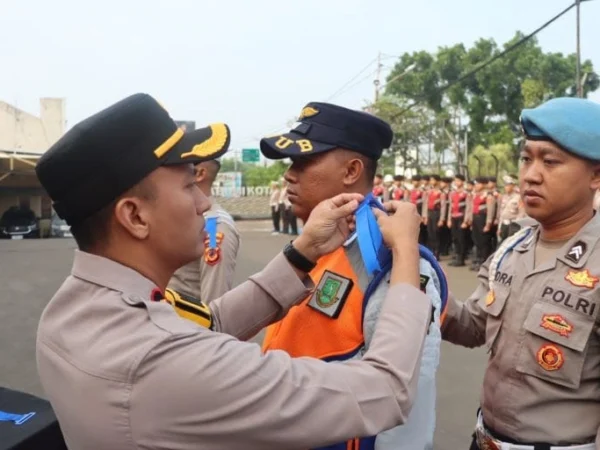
[[363, 158, 378, 183], [430, 174, 441, 182], [393, 175, 405, 182], [455, 174, 466, 182], [488, 176, 497, 183], [70, 180, 156, 252], [70, 199, 118, 252]]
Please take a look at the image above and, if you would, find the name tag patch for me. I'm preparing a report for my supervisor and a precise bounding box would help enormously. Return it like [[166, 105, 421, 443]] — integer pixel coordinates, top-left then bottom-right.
[[308, 270, 353, 319]]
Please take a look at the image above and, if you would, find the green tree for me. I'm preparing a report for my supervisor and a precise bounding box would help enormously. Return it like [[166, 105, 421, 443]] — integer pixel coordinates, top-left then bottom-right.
[[382, 32, 599, 154], [467, 144, 517, 181]]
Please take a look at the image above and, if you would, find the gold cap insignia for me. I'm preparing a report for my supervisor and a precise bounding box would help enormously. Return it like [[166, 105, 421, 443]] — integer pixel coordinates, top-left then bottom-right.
[[565, 269, 599, 289], [181, 123, 229, 159], [298, 106, 319, 120]]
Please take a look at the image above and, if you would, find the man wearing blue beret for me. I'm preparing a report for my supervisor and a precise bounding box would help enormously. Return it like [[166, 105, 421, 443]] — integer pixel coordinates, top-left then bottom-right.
[[442, 97, 600, 450]]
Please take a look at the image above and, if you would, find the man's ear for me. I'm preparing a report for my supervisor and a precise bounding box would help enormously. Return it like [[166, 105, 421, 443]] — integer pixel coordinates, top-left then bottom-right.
[[591, 163, 600, 191], [194, 164, 207, 184], [113, 196, 150, 240], [343, 158, 364, 187]]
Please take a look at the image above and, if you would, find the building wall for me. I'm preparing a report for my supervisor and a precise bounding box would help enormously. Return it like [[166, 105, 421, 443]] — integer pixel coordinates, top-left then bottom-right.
[[0, 97, 65, 223], [0, 98, 65, 154]]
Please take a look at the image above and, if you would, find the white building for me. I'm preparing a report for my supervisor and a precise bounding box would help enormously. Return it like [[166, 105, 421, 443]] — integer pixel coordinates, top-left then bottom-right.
[[0, 98, 66, 220]]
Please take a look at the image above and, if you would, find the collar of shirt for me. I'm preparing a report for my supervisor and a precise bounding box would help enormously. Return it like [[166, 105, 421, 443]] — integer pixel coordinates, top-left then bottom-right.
[[71, 250, 158, 300]]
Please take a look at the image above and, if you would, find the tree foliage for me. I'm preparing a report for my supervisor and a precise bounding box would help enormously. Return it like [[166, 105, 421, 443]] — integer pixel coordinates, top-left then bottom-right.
[[376, 32, 599, 177], [219, 158, 288, 187]]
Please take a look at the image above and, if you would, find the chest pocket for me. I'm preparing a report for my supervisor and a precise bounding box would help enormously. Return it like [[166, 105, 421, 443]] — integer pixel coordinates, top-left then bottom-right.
[[516, 301, 595, 389], [484, 287, 510, 354]]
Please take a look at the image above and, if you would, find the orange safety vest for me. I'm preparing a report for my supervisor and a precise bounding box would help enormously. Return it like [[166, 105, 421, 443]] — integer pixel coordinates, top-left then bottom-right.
[[263, 246, 377, 450]]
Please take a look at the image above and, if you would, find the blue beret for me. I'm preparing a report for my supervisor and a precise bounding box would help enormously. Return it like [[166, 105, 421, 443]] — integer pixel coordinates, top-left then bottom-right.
[[520, 97, 600, 162], [260, 102, 393, 161]]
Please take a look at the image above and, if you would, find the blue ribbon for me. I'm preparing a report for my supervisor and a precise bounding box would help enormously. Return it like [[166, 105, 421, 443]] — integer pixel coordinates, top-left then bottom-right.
[[355, 193, 449, 310], [205, 216, 218, 249], [355, 193, 391, 277], [0, 410, 36, 425]]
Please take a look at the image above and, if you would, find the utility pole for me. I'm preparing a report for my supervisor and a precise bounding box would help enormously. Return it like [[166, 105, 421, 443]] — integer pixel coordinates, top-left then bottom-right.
[[576, 0, 583, 97], [374, 52, 382, 103]]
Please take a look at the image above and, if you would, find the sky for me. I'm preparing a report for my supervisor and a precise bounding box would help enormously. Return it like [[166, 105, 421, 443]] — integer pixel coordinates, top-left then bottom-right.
[[1, 0, 599, 161]]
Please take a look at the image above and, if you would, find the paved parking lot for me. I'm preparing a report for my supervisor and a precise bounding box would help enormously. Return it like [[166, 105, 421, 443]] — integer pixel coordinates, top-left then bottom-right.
[[0, 221, 486, 449]]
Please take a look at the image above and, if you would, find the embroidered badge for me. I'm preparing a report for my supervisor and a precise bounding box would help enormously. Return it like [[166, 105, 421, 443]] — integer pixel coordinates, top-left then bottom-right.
[[204, 232, 224, 266], [308, 270, 353, 319], [540, 314, 573, 337], [485, 290, 495, 307], [419, 274, 430, 293], [537, 344, 564, 371], [298, 106, 319, 120], [565, 269, 599, 289], [565, 241, 587, 264]]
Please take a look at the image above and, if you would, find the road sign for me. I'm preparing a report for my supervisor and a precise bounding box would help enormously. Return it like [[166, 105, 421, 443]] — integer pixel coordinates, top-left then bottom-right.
[[242, 148, 260, 163]]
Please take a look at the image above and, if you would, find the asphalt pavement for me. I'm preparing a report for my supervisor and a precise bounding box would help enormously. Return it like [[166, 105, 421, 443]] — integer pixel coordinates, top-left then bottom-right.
[[0, 220, 486, 449]]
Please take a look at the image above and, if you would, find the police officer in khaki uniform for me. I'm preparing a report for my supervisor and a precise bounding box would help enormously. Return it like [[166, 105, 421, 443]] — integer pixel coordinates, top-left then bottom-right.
[[442, 97, 600, 450], [169, 158, 240, 303], [34, 93, 434, 450], [496, 174, 521, 243]]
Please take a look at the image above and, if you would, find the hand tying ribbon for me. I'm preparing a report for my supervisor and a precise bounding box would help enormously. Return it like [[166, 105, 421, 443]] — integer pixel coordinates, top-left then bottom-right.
[[355, 193, 449, 313]]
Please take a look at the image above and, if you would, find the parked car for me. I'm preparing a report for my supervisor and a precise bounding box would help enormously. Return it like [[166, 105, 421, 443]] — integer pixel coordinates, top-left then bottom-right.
[[0, 206, 40, 239], [50, 213, 72, 238]]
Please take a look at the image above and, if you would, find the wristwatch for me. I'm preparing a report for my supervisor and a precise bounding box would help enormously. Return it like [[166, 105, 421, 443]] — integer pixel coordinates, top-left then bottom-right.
[[283, 241, 316, 272]]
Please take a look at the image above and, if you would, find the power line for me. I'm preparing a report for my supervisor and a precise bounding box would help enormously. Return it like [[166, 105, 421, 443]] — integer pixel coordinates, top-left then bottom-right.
[[237, 57, 380, 146], [389, 1, 579, 120], [324, 56, 378, 101]]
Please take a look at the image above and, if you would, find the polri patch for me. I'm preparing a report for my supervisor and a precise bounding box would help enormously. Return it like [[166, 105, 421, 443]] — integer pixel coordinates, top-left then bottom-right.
[[540, 313, 573, 338], [565, 269, 599, 289], [308, 270, 353, 319], [537, 344, 564, 371]]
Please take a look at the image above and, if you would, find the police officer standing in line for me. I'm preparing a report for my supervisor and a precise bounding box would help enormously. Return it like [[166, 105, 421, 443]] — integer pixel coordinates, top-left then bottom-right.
[[469, 176, 495, 271], [496, 174, 521, 243], [409, 174, 428, 246], [168, 157, 240, 303], [391, 175, 406, 201], [487, 176, 500, 250], [439, 176, 453, 256], [423, 174, 446, 259], [34, 93, 435, 450], [442, 97, 600, 450], [447, 174, 470, 267]]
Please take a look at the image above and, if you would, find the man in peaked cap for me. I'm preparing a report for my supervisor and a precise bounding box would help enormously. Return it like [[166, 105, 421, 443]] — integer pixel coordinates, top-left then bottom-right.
[[34, 94, 438, 449], [442, 97, 600, 450], [260, 101, 444, 450]]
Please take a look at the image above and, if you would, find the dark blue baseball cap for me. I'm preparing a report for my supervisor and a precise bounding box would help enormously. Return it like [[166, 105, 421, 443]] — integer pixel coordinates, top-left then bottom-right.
[[260, 102, 393, 161]]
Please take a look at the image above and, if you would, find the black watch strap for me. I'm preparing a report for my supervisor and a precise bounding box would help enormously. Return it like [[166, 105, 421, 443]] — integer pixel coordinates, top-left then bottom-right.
[[283, 241, 316, 272]]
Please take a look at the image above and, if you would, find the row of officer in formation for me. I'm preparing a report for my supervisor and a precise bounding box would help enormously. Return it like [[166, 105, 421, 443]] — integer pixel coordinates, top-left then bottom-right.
[[28, 93, 600, 450], [374, 173, 525, 271]]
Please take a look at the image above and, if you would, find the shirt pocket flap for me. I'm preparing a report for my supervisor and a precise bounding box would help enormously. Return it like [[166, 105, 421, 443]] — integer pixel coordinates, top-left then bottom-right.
[[523, 302, 594, 352]]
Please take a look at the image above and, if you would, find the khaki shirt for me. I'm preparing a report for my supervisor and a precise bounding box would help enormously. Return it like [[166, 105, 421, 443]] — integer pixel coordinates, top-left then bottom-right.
[[37, 250, 432, 450], [168, 199, 240, 303], [498, 191, 521, 224], [442, 213, 600, 445]]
